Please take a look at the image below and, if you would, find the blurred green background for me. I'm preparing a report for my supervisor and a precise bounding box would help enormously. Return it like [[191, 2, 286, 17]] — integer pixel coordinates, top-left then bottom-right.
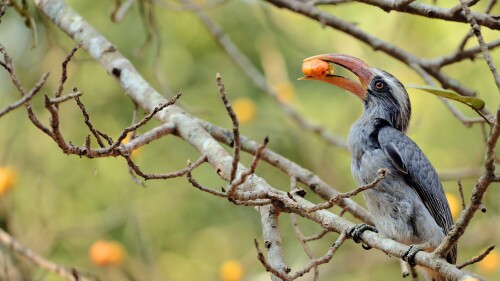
[[0, 0, 499, 280]]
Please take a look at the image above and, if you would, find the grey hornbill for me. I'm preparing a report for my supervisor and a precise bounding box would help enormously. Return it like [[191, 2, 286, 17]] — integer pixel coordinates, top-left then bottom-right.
[[301, 54, 456, 281]]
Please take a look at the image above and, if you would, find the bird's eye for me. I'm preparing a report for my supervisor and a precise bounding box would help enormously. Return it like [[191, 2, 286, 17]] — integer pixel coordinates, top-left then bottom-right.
[[374, 80, 387, 91], [375, 81, 385, 90]]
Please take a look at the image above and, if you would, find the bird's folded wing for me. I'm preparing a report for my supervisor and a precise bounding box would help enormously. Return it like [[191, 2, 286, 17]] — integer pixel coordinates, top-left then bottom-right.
[[377, 125, 457, 263]]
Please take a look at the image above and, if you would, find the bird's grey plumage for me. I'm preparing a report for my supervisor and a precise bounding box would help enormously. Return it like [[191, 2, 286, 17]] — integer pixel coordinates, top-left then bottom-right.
[[302, 54, 457, 280], [347, 69, 456, 280]]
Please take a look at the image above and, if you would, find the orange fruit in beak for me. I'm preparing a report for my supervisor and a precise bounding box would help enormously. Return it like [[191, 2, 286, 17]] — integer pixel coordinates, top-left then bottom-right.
[[302, 59, 334, 78]]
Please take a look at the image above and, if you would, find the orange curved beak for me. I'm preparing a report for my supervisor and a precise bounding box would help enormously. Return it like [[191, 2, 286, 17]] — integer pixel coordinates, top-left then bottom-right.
[[299, 54, 374, 100]]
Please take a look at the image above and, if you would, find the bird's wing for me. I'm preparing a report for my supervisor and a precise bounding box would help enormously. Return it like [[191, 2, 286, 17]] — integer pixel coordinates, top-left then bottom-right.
[[377, 125, 457, 263]]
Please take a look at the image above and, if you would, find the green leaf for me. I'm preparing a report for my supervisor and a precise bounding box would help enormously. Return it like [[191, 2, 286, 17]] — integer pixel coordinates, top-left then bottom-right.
[[406, 84, 485, 110]]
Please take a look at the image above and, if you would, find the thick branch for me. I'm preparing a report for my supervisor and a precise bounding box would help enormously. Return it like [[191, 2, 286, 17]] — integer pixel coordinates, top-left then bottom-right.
[[352, 0, 500, 30], [197, 119, 374, 224], [260, 205, 289, 280]]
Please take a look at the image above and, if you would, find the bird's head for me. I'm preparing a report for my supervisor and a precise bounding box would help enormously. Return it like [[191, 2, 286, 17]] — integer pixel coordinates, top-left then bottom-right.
[[300, 54, 411, 132]]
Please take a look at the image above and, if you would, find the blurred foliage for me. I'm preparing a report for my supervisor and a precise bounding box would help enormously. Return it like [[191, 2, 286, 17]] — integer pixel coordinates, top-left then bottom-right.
[[0, 0, 499, 280]]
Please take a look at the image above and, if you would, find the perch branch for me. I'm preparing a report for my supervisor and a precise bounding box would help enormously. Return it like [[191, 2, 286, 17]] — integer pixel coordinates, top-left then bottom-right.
[[197, 119, 374, 224]]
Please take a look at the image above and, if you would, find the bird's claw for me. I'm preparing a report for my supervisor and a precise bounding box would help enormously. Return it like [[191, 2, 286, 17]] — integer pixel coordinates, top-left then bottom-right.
[[347, 224, 377, 250], [402, 244, 425, 267]]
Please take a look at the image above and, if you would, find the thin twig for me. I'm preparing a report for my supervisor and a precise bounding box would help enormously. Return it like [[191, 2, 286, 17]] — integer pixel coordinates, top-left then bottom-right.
[[0, 84, 41, 118], [457, 180, 466, 211], [127, 100, 143, 184], [288, 232, 347, 280], [128, 154, 207, 181], [254, 233, 348, 281], [426, 39, 500, 68], [459, 0, 500, 96], [105, 92, 182, 153], [216, 73, 241, 183], [457, 245, 495, 269], [44, 95, 68, 149], [226, 136, 269, 198], [186, 158, 228, 198], [450, 0, 481, 15], [307, 169, 388, 212], [46, 90, 83, 105], [290, 214, 320, 280], [0, 43, 54, 136], [55, 44, 81, 100], [74, 96, 106, 147], [0, 228, 90, 281], [303, 230, 329, 242], [255, 239, 290, 280]]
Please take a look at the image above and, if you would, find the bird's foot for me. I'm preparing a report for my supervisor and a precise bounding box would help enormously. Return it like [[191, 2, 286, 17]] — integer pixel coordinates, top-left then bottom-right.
[[402, 243, 430, 267], [347, 224, 377, 250]]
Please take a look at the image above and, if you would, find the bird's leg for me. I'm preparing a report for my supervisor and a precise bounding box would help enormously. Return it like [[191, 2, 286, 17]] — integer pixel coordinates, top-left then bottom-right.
[[346, 223, 378, 250], [402, 242, 432, 267]]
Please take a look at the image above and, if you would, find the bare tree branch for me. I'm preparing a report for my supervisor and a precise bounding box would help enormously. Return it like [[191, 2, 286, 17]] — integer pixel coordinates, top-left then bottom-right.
[[457, 245, 496, 269], [216, 73, 241, 183], [349, 0, 500, 30], [434, 108, 500, 260], [459, 0, 500, 96], [306, 169, 388, 212], [0, 83, 42, 118], [197, 119, 374, 224], [260, 205, 289, 280], [0, 228, 90, 281]]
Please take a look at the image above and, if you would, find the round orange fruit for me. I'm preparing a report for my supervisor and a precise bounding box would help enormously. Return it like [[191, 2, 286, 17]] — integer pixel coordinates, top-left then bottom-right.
[[220, 260, 244, 281], [0, 167, 18, 196], [233, 97, 256, 123], [302, 59, 334, 78], [89, 240, 125, 266]]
